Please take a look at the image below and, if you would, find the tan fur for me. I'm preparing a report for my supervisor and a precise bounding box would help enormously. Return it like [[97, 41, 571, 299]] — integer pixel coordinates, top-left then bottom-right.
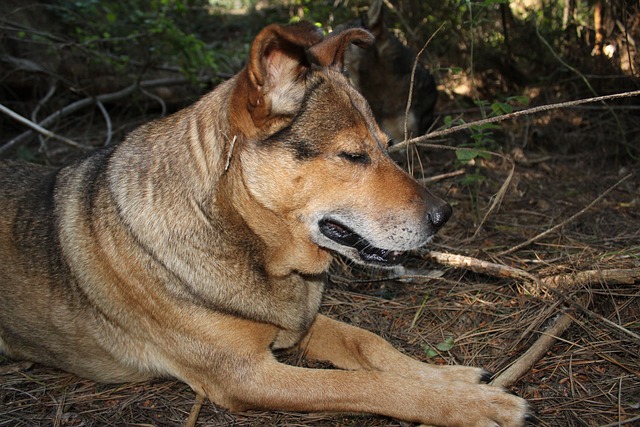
[[0, 22, 529, 426]]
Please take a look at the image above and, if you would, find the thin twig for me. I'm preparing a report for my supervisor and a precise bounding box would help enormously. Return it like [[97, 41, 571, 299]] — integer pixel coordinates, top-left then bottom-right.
[[390, 90, 640, 152], [418, 169, 465, 184], [472, 156, 514, 239], [498, 173, 633, 255], [95, 100, 113, 146], [403, 24, 443, 143]]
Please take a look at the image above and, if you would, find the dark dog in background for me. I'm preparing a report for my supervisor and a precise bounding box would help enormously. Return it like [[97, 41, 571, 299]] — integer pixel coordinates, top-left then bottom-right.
[[344, 0, 438, 142], [0, 22, 529, 426]]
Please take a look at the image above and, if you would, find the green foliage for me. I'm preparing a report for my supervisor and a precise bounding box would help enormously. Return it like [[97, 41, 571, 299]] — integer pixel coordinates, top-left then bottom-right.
[[54, 0, 218, 77], [421, 337, 455, 358], [443, 96, 529, 169], [287, 0, 367, 29]]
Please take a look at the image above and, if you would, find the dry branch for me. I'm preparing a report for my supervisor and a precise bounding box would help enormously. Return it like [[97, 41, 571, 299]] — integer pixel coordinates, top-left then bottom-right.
[[0, 76, 207, 156], [542, 268, 640, 288], [490, 311, 574, 388], [422, 251, 537, 284], [0, 102, 83, 149]]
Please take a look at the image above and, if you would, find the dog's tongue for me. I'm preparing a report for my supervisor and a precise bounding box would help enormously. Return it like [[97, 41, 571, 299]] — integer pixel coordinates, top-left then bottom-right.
[[319, 220, 406, 265]]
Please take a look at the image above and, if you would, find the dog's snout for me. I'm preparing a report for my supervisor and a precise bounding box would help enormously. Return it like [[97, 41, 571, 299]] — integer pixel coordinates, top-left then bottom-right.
[[427, 202, 452, 229]]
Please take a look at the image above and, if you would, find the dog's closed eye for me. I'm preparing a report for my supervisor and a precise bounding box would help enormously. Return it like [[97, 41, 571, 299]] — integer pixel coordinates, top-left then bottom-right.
[[338, 151, 370, 165]]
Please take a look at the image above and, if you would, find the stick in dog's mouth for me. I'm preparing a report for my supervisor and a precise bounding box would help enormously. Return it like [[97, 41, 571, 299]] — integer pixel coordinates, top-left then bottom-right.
[[318, 219, 407, 265]]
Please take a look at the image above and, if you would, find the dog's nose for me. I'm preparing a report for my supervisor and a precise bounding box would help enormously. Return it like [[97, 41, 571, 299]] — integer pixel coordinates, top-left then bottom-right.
[[428, 202, 452, 229]]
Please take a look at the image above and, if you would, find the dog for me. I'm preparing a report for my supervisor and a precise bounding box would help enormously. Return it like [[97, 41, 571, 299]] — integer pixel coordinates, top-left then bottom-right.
[[0, 22, 530, 426], [343, 0, 438, 142]]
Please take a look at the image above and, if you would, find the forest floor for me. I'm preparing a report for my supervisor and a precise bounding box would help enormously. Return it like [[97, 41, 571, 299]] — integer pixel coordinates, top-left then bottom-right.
[[1, 4, 639, 427]]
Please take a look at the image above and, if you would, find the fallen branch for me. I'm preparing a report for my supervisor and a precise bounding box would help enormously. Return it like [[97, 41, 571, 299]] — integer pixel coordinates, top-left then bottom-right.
[[0, 102, 84, 149], [542, 268, 640, 288], [422, 251, 537, 284], [490, 311, 574, 388], [0, 76, 210, 157]]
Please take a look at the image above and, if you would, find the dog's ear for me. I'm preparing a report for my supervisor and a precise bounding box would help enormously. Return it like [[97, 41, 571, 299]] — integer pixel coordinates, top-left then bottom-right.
[[366, 0, 385, 38], [245, 22, 322, 126], [307, 28, 374, 71]]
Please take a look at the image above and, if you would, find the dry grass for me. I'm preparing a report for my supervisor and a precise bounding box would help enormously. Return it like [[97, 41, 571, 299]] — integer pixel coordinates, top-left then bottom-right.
[[1, 95, 639, 427]]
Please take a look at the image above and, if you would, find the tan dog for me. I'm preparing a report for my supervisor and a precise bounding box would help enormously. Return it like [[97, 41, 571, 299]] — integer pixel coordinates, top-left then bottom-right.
[[0, 23, 530, 426]]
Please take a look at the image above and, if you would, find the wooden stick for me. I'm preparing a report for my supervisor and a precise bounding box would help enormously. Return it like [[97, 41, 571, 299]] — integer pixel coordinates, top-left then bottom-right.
[[542, 268, 640, 288], [184, 393, 205, 427], [490, 311, 574, 388], [422, 251, 537, 283]]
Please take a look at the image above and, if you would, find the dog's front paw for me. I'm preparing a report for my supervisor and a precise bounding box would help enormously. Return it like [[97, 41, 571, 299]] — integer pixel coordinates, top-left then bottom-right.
[[471, 384, 530, 427], [417, 382, 531, 427]]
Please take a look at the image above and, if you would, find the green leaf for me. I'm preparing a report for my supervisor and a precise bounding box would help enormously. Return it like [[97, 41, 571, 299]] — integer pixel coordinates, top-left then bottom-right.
[[435, 337, 455, 352], [420, 344, 439, 358], [491, 102, 513, 116], [456, 149, 481, 162]]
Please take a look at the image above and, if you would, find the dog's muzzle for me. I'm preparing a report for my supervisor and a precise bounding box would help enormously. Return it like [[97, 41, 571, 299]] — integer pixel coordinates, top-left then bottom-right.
[[318, 202, 452, 266], [318, 219, 407, 265]]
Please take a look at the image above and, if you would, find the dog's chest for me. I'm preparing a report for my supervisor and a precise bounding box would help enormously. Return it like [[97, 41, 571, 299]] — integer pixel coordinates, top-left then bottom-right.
[[264, 274, 325, 347]]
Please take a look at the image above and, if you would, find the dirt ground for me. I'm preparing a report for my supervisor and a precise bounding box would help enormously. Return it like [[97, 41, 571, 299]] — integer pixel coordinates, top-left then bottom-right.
[[1, 93, 639, 427]]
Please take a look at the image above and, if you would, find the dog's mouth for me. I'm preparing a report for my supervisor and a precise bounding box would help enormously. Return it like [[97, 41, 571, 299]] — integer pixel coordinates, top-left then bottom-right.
[[318, 219, 407, 265]]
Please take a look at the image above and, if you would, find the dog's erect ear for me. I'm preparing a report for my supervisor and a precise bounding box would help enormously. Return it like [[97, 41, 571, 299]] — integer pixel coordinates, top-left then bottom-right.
[[248, 21, 323, 88], [245, 22, 322, 124], [366, 0, 385, 38], [307, 28, 374, 71]]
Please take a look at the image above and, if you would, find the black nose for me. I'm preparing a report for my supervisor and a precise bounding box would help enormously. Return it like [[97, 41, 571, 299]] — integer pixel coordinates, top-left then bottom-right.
[[428, 202, 452, 228]]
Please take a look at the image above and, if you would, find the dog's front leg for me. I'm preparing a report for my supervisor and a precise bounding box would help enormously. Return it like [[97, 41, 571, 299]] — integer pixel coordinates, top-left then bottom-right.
[[299, 314, 487, 384], [209, 334, 528, 427]]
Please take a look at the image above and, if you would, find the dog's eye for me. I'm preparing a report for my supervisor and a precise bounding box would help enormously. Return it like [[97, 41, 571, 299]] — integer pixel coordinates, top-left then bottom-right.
[[338, 151, 370, 165]]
